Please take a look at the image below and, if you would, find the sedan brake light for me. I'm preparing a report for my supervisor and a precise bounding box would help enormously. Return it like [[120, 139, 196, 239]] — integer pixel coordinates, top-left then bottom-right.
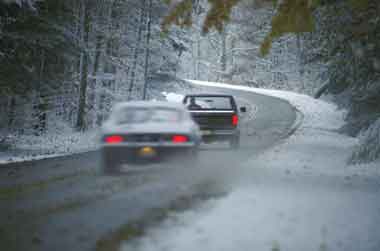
[[105, 135, 123, 144], [172, 135, 189, 143], [232, 114, 238, 126]]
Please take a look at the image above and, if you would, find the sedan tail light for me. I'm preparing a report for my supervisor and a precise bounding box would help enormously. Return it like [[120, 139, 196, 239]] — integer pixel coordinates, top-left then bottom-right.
[[172, 135, 189, 143], [105, 135, 123, 144], [232, 114, 238, 126]]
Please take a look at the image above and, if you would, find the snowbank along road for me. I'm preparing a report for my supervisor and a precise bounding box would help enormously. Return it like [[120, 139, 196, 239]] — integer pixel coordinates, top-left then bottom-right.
[[127, 80, 380, 251], [0, 82, 297, 251]]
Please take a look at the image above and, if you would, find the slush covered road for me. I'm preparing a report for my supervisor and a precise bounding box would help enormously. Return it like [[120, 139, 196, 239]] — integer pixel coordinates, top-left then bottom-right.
[[0, 84, 297, 251]]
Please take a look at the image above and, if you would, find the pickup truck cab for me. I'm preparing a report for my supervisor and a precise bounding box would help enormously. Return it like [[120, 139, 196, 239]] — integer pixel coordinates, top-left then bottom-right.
[[183, 94, 246, 149]]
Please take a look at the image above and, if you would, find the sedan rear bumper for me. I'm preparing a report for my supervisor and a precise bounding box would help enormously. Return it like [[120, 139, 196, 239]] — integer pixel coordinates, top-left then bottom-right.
[[101, 142, 196, 147], [102, 143, 197, 164]]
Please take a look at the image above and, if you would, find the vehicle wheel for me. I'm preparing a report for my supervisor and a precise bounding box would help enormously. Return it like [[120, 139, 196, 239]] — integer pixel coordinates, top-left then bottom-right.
[[229, 135, 240, 150], [102, 150, 120, 175], [184, 147, 199, 168]]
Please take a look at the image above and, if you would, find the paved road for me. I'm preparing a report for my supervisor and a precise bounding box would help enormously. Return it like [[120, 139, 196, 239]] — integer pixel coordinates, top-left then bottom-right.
[[0, 85, 297, 251]]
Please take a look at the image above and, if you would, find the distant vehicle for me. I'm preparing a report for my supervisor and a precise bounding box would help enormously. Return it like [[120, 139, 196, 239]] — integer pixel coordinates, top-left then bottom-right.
[[101, 101, 201, 174], [183, 94, 246, 149]]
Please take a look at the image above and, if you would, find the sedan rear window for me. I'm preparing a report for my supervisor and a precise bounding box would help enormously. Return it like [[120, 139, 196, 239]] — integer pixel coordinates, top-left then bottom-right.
[[114, 107, 182, 124]]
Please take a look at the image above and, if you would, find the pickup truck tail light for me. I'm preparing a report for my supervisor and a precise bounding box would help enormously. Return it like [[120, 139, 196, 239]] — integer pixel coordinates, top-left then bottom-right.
[[232, 114, 238, 126], [172, 135, 189, 143], [105, 135, 123, 144]]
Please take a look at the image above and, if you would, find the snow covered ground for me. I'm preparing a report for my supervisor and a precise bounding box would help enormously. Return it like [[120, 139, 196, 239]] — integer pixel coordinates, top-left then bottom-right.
[[0, 129, 100, 165], [121, 80, 380, 251]]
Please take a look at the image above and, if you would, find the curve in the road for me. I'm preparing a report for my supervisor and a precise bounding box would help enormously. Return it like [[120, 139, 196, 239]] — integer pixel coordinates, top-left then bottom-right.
[[0, 83, 297, 251]]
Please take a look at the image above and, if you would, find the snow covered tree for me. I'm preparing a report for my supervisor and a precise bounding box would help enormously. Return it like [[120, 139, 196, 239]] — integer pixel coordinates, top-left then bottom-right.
[[0, 0, 192, 142], [165, 0, 380, 163]]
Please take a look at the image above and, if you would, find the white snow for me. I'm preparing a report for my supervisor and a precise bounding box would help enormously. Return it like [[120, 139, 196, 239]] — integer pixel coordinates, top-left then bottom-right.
[[161, 92, 185, 103], [0, 130, 99, 165], [121, 80, 380, 251]]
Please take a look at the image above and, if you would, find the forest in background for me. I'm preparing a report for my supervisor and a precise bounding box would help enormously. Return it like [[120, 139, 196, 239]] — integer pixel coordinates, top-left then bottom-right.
[[0, 0, 190, 134], [0, 0, 379, 163]]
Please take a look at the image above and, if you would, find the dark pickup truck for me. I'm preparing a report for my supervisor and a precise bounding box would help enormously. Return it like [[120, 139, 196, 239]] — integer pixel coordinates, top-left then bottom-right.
[[183, 94, 246, 149]]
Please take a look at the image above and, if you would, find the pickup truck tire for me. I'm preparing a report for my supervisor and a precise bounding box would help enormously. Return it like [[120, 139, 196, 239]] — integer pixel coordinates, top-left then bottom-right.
[[229, 135, 240, 150]]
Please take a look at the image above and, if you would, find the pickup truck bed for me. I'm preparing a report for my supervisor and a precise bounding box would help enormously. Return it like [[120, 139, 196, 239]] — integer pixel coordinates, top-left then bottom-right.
[[183, 94, 244, 149]]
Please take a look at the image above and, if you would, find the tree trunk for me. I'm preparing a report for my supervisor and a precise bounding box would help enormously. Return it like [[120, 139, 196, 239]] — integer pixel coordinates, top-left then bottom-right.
[[314, 81, 329, 99], [296, 34, 305, 91], [7, 96, 16, 129], [193, 0, 201, 79], [220, 29, 227, 73], [196, 33, 201, 79], [88, 34, 102, 128], [128, 0, 146, 100], [97, 0, 124, 124], [34, 49, 47, 135], [76, 0, 91, 131], [142, 0, 152, 100]]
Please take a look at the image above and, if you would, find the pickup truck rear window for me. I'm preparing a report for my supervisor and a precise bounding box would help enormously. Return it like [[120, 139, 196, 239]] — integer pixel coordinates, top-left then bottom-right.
[[184, 96, 234, 110]]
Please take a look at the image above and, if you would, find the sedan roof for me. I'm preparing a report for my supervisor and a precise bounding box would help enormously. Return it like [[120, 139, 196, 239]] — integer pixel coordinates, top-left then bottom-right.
[[112, 101, 186, 111]]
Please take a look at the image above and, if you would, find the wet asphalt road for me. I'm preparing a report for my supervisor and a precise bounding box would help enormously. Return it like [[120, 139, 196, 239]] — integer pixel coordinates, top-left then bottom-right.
[[0, 85, 297, 251]]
